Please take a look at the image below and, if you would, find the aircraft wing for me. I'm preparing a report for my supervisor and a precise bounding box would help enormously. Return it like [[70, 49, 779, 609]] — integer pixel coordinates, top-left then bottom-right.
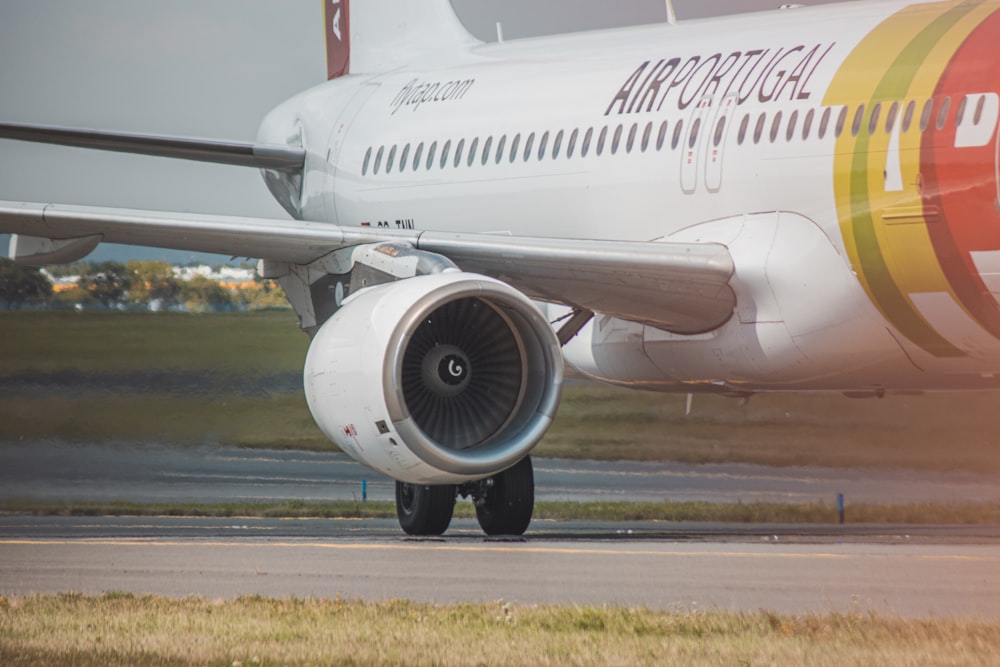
[[0, 122, 304, 171], [0, 200, 735, 334]]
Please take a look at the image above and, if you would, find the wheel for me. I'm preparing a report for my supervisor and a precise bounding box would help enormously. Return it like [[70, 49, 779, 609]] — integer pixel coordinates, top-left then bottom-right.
[[395, 481, 456, 536], [475, 456, 534, 536]]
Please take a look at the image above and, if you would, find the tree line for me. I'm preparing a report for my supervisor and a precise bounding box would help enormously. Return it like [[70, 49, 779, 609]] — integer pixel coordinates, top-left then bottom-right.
[[0, 259, 288, 312]]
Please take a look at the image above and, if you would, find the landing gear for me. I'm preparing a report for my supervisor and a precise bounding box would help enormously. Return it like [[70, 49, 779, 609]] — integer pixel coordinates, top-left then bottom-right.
[[471, 456, 535, 536], [393, 456, 536, 536], [395, 481, 456, 536]]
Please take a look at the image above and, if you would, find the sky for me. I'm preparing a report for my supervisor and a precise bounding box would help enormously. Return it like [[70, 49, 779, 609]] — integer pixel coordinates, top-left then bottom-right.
[[0, 0, 846, 263]]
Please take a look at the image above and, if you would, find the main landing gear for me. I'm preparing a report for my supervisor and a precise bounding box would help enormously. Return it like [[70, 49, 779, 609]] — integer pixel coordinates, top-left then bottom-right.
[[394, 456, 535, 536]]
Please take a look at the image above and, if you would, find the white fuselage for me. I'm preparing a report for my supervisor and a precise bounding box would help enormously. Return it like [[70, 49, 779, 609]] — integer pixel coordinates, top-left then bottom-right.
[[260, 0, 1000, 394]]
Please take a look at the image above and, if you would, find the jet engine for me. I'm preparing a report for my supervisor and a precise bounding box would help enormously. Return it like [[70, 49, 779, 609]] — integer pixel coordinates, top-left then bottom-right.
[[303, 272, 563, 485]]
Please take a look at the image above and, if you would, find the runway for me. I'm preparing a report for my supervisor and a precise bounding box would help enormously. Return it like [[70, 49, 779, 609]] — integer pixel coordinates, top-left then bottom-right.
[[2, 515, 1000, 617], [2, 522, 998, 618], [2, 442, 999, 617]]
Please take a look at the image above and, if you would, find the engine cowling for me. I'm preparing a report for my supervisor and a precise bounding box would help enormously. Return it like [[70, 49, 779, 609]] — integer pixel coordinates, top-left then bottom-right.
[[303, 272, 564, 484]]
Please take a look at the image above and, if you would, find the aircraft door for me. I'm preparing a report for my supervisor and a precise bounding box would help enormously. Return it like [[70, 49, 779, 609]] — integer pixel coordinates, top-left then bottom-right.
[[680, 96, 712, 194], [324, 82, 381, 224], [705, 94, 737, 193]]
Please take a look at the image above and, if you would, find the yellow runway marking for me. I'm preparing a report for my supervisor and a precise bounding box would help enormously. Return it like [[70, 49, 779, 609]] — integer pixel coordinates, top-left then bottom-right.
[[2, 539, 999, 562]]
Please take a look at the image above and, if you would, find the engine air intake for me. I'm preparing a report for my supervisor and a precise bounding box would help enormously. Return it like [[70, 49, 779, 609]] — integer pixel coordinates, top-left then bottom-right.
[[402, 297, 524, 450], [304, 272, 563, 484]]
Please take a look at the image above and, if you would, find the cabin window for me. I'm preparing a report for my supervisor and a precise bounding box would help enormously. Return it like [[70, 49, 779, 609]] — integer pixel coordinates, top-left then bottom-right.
[[627, 123, 638, 153], [439, 140, 451, 168], [713, 116, 726, 147], [538, 131, 549, 160], [567, 128, 579, 158], [867, 103, 881, 135], [834, 106, 848, 137], [611, 124, 623, 155], [467, 137, 479, 167], [974, 96, 986, 124], [495, 135, 506, 164], [362, 147, 372, 175], [818, 107, 831, 139], [885, 101, 899, 133], [737, 114, 749, 145], [597, 126, 608, 156], [688, 118, 701, 149], [426, 141, 437, 170], [641, 122, 652, 152], [770, 111, 783, 143], [523, 132, 535, 161], [545, 131, 556, 159], [657, 121, 669, 150], [479, 137, 491, 166], [919, 99, 933, 132], [785, 110, 798, 142], [802, 109, 814, 140], [552, 130, 563, 159], [850, 104, 865, 137], [937, 96, 951, 130], [509, 134, 521, 163], [671, 119, 684, 149], [399, 144, 410, 172], [902, 100, 916, 132], [955, 97, 967, 127], [451, 139, 463, 168], [374, 146, 385, 174], [581, 127, 593, 157], [753, 113, 766, 144], [413, 143, 424, 170], [386, 145, 397, 173]]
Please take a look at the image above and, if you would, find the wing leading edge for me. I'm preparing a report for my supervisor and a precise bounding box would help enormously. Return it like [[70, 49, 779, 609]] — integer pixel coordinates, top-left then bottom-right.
[[0, 122, 304, 172], [0, 200, 735, 334]]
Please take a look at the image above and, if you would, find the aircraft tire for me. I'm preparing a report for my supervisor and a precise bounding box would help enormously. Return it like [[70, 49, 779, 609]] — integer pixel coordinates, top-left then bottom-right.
[[475, 456, 534, 536], [395, 482, 456, 535]]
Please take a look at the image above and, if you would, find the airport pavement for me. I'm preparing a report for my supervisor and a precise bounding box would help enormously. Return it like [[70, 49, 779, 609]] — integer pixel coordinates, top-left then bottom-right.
[[3, 442, 1000, 617], [2, 523, 999, 618], [3, 441, 1000, 506]]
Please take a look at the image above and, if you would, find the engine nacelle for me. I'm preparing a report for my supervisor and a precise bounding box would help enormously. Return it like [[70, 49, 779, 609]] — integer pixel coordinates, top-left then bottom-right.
[[304, 272, 564, 484]]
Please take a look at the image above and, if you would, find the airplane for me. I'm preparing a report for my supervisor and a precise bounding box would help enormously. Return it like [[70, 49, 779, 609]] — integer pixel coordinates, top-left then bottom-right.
[[3, 0, 1000, 536]]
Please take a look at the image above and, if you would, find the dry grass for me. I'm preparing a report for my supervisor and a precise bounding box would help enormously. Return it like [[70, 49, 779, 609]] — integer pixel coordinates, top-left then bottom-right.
[[0, 311, 306, 373], [5, 499, 1000, 525], [537, 383, 1000, 473], [3, 385, 1000, 472], [2, 594, 999, 667], [0, 394, 326, 448], [4, 311, 1000, 473]]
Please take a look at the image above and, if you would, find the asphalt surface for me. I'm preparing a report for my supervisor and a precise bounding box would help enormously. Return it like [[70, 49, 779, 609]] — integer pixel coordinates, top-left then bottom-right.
[[3, 441, 1000, 505], [2, 517, 999, 617], [3, 441, 1000, 617]]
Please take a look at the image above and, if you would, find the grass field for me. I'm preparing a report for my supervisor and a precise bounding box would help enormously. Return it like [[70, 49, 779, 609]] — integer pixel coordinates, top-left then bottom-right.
[[3, 311, 1000, 472], [4, 498, 1000, 524], [0, 311, 306, 373], [3, 315, 999, 663], [3, 594, 999, 667]]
